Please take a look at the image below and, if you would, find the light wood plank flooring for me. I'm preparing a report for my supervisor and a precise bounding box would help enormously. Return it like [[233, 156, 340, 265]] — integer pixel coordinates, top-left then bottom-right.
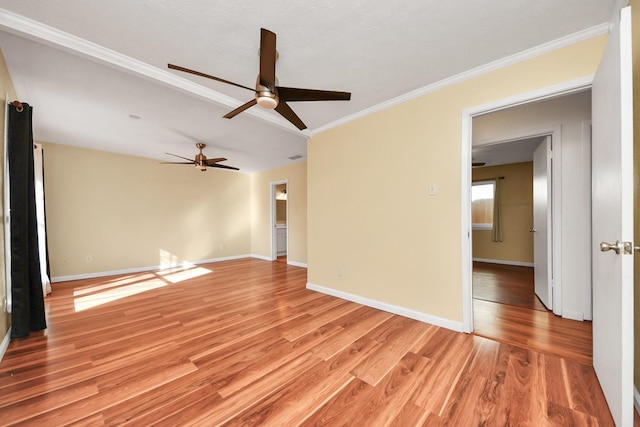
[[472, 261, 546, 311], [472, 262, 593, 366], [0, 258, 616, 425]]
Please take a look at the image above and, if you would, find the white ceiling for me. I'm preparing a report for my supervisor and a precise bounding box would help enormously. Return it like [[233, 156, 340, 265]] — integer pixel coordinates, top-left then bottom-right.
[[472, 136, 547, 168], [0, 1, 615, 173]]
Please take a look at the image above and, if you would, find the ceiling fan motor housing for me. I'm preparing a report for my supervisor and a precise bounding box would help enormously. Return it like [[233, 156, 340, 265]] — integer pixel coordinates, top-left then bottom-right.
[[195, 149, 207, 171], [255, 78, 278, 109], [256, 90, 278, 109]]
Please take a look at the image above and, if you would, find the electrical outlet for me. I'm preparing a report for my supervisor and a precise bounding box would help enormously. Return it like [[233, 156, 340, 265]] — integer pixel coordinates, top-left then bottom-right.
[[85, 255, 93, 263], [219, 243, 226, 251], [337, 266, 343, 277]]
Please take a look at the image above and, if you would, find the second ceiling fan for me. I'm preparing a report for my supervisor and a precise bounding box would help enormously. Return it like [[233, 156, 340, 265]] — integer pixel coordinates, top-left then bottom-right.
[[168, 28, 351, 130]]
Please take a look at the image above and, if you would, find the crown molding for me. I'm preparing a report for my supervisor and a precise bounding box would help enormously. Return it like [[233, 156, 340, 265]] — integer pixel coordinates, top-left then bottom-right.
[[311, 22, 609, 137], [0, 8, 307, 137], [0, 8, 607, 140]]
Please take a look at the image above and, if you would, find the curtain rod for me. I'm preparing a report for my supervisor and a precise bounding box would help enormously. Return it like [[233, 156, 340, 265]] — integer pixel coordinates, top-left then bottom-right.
[[11, 100, 23, 112]]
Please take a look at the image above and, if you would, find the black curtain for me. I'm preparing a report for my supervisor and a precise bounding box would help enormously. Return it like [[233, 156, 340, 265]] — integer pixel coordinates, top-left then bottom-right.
[[8, 102, 46, 338]]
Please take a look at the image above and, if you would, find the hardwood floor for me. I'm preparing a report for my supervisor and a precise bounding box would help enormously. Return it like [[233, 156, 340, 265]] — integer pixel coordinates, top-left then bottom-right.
[[472, 261, 546, 311], [472, 262, 593, 366], [0, 258, 617, 425]]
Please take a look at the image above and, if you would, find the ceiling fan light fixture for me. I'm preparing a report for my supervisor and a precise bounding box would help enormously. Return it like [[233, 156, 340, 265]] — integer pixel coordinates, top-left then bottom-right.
[[256, 91, 278, 109]]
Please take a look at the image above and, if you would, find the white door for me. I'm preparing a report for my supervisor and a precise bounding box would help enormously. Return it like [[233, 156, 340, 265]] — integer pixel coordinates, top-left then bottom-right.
[[533, 136, 552, 310], [591, 6, 633, 427]]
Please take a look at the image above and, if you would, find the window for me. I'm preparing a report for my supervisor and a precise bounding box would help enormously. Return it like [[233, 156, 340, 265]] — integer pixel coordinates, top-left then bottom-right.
[[472, 180, 495, 230]]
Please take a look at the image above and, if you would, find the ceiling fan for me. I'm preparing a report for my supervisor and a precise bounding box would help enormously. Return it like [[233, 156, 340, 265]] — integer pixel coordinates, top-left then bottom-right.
[[168, 28, 351, 130], [471, 157, 486, 167], [162, 143, 239, 172]]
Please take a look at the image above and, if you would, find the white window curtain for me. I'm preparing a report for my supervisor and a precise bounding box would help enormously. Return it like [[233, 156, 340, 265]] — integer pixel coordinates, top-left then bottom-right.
[[33, 143, 50, 296]]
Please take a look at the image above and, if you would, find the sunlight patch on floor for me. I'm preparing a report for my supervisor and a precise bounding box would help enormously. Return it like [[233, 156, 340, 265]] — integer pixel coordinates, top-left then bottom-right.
[[73, 273, 157, 297], [158, 266, 212, 283], [72, 251, 213, 311], [74, 277, 168, 312]]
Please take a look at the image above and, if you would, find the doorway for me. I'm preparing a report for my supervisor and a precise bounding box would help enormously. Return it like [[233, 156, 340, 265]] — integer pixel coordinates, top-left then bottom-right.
[[270, 180, 288, 262], [464, 88, 594, 362]]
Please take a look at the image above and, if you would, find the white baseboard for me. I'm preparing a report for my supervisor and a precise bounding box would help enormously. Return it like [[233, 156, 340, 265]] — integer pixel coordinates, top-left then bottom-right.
[[306, 282, 463, 332], [473, 258, 534, 267], [287, 261, 307, 268], [250, 254, 272, 262], [0, 327, 11, 362], [562, 310, 584, 321], [51, 254, 252, 283], [635, 385, 640, 418]]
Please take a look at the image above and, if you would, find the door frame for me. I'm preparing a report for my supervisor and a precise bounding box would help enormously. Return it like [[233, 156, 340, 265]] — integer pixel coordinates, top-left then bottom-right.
[[270, 179, 288, 261], [461, 76, 592, 333]]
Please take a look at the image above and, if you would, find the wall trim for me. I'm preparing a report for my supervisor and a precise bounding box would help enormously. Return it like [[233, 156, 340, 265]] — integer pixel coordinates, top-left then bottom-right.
[[287, 261, 308, 268], [0, 327, 10, 362], [51, 254, 252, 283], [472, 258, 534, 267], [312, 24, 608, 136], [250, 254, 272, 262], [0, 8, 606, 141], [306, 282, 463, 333]]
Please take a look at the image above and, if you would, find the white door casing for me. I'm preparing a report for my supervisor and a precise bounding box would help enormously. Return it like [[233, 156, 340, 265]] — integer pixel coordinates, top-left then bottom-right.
[[591, 6, 633, 427], [533, 136, 552, 310]]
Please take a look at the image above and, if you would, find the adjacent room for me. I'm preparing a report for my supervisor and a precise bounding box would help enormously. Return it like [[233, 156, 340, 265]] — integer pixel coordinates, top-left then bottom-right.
[[470, 91, 593, 365]]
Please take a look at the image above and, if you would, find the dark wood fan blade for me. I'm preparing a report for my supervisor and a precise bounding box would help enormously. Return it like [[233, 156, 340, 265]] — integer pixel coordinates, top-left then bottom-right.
[[168, 64, 256, 92], [275, 101, 306, 130], [472, 162, 486, 167], [160, 161, 195, 165], [224, 99, 258, 119], [209, 163, 239, 171], [166, 152, 196, 162], [259, 28, 277, 90], [277, 86, 351, 102], [204, 157, 227, 165]]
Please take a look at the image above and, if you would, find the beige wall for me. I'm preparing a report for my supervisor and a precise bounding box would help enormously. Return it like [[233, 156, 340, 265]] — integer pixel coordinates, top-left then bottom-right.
[[0, 50, 16, 343], [631, 0, 640, 396], [42, 142, 251, 278], [250, 161, 307, 265], [308, 35, 607, 323], [472, 162, 533, 264]]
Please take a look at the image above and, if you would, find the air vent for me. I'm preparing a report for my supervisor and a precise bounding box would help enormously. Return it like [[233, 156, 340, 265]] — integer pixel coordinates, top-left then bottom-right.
[[288, 154, 303, 160]]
